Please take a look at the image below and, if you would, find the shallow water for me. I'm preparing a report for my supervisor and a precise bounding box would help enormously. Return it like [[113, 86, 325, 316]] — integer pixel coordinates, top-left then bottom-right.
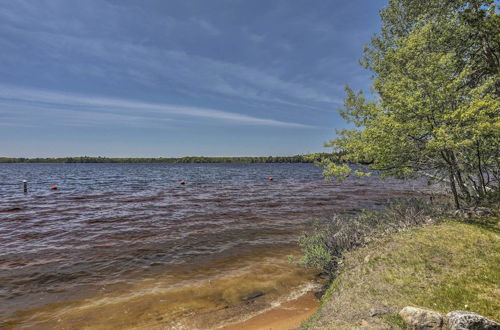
[[0, 163, 428, 328]]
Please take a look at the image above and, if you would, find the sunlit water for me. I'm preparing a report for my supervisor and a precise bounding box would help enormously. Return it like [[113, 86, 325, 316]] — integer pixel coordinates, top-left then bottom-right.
[[0, 163, 430, 328]]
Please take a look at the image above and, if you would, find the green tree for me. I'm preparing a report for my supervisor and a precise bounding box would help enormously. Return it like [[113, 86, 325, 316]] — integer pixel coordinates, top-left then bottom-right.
[[322, 0, 499, 208]]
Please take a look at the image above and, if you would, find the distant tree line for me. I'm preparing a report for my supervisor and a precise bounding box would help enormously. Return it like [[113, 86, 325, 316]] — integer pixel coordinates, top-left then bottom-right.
[[0, 153, 340, 164]]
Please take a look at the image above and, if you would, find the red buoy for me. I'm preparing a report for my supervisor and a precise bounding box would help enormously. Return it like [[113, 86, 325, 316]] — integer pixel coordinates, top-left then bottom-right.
[[179, 180, 186, 185], [50, 185, 58, 190], [267, 177, 273, 181]]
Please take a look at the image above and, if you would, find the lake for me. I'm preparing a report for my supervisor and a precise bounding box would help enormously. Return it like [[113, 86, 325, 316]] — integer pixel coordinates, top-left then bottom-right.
[[0, 163, 428, 328]]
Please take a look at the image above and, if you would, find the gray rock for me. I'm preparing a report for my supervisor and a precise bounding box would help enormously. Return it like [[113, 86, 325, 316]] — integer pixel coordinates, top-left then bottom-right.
[[447, 311, 500, 330], [369, 307, 387, 317], [399, 306, 444, 329], [240, 290, 264, 302], [472, 207, 493, 217]]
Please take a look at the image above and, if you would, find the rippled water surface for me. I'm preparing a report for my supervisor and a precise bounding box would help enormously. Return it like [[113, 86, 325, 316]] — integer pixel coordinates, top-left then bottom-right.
[[0, 163, 428, 328]]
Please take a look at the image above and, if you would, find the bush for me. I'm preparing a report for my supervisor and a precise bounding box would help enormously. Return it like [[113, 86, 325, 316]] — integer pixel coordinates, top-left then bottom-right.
[[294, 197, 452, 276]]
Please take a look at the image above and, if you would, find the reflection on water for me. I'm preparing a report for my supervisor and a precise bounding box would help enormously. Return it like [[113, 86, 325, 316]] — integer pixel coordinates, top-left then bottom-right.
[[0, 163, 429, 328]]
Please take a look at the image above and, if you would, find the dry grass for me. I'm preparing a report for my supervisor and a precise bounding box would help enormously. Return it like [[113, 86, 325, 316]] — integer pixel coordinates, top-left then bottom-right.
[[302, 216, 500, 329]]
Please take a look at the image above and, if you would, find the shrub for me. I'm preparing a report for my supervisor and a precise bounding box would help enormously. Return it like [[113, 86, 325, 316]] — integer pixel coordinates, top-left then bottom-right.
[[295, 197, 451, 276]]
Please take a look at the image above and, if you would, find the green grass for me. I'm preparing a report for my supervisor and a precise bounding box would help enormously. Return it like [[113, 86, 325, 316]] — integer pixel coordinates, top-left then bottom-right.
[[303, 216, 500, 329]]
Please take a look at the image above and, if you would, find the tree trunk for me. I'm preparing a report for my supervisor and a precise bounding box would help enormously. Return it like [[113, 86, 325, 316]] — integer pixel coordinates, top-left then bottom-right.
[[450, 151, 471, 203], [449, 169, 461, 209], [476, 141, 487, 195]]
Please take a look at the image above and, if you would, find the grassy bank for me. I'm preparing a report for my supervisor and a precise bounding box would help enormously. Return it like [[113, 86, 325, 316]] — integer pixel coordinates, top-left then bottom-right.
[[302, 215, 499, 329]]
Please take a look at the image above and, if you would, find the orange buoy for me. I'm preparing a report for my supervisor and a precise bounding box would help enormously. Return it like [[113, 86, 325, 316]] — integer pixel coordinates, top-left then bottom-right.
[[50, 185, 58, 190], [179, 180, 186, 185], [267, 177, 273, 181]]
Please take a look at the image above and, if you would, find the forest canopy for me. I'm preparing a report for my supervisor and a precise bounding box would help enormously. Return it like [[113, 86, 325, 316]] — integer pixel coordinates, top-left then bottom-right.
[[0, 153, 338, 164], [321, 0, 499, 208]]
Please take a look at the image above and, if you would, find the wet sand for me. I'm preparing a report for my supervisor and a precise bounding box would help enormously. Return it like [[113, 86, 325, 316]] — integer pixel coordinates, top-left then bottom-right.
[[2, 248, 325, 329], [220, 291, 319, 330]]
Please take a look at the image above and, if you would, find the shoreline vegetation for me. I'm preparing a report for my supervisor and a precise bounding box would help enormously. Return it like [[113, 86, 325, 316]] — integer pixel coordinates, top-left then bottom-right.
[[298, 0, 500, 325], [299, 0, 499, 325], [299, 202, 499, 329], [0, 153, 339, 164]]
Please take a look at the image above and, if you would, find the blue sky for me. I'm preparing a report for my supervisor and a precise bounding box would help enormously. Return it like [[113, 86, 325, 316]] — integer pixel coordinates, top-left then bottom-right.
[[0, 0, 385, 157]]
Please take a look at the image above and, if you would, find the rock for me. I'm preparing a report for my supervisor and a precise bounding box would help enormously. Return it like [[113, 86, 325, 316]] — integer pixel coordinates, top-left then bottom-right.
[[240, 290, 264, 302], [447, 311, 500, 330], [314, 290, 324, 299], [314, 284, 329, 300], [454, 207, 493, 219], [316, 272, 330, 280], [369, 307, 387, 317], [399, 306, 444, 329], [472, 207, 493, 217]]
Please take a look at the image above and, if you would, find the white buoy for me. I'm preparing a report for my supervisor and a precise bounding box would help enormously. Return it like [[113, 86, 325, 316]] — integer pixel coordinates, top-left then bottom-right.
[[23, 180, 28, 193]]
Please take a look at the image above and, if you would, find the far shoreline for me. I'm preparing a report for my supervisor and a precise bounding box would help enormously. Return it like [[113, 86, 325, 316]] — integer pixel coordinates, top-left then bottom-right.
[[0, 154, 340, 164]]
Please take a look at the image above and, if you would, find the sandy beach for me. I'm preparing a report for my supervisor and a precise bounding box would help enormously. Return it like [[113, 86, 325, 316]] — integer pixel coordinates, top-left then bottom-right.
[[221, 291, 319, 330]]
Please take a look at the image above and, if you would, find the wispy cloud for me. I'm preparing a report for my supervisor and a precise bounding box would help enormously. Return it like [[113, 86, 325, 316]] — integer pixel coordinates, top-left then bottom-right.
[[191, 17, 221, 36], [0, 0, 381, 156], [34, 30, 337, 107], [0, 86, 314, 128], [0, 0, 342, 112]]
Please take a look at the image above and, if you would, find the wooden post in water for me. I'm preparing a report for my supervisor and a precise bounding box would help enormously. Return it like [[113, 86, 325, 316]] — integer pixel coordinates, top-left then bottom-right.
[[23, 180, 28, 193]]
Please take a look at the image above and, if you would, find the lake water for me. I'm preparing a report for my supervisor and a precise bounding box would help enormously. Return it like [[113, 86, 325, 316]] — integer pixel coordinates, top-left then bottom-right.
[[0, 163, 428, 328]]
